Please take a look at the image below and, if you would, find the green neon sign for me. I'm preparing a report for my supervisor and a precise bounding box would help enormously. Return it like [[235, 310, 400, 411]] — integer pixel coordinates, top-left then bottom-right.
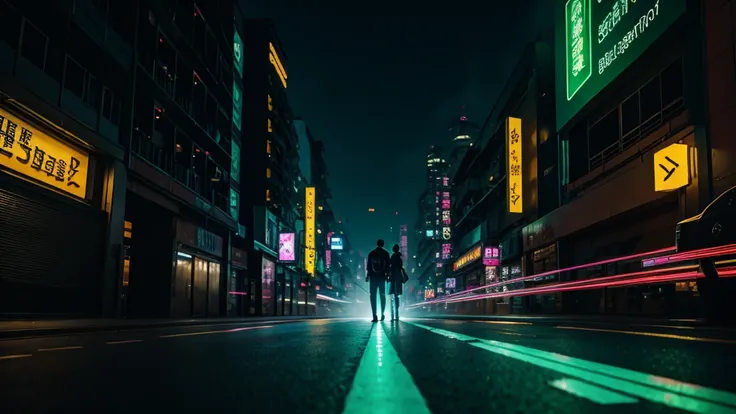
[[565, 0, 592, 101], [556, 0, 686, 129]]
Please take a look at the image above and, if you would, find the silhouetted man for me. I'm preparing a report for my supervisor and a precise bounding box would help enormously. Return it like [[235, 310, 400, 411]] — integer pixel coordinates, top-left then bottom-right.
[[366, 239, 390, 322]]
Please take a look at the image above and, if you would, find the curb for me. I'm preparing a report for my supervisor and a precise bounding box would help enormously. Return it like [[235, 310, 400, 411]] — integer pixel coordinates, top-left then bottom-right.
[[0, 316, 328, 340]]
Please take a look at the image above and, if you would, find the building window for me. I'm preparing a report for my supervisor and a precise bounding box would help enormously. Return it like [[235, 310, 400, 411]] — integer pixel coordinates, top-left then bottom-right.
[[20, 19, 47, 70], [101, 87, 121, 125], [266, 140, 272, 154], [266, 168, 271, 178], [268, 119, 273, 133], [266, 188, 271, 202], [268, 95, 273, 111]]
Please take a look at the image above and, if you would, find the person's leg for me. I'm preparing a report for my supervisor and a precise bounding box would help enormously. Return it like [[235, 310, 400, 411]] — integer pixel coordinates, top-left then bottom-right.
[[395, 295, 400, 320], [369, 277, 378, 320], [378, 278, 387, 320]]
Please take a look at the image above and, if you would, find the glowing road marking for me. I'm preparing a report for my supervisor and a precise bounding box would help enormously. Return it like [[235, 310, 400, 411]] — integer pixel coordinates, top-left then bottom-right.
[[0, 354, 32, 360], [549, 377, 639, 404], [38, 346, 83, 352], [408, 323, 736, 413], [160, 325, 273, 338], [556, 326, 736, 345], [107, 340, 143, 345], [343, 323, 430, 414]]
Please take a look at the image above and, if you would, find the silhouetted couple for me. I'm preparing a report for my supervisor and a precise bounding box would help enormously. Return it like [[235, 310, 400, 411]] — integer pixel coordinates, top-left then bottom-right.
[[365, 239, 408, 322]]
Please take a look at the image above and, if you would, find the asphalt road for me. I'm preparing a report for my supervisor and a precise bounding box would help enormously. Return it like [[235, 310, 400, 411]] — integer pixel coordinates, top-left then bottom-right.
[[1, 316, 735, 414]]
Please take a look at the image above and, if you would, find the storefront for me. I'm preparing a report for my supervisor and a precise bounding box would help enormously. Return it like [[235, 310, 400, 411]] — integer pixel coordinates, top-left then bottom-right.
[[172, 220, 224, 317], [261, 253, 277, 316], [452, 244, 484, 292], [228, 247, 248, 316], [0, 104, 114, 315]]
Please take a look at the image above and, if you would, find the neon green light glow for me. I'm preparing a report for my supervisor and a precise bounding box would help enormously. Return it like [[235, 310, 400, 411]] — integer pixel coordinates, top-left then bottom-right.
[[408, 323, 736, 413], [565, 0, 592, 100], [343, 323, 431, 414], [549, 377, 639, 405]]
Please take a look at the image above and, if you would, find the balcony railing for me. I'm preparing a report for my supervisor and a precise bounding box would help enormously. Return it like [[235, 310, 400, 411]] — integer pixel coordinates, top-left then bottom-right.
[[131, 131, 229, 213]]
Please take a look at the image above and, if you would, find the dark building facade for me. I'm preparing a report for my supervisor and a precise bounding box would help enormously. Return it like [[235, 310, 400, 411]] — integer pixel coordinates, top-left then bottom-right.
[[124, 0, 238, 318], [523, 0, 711, 317], [238, 19, 303, 316], [450, 39, 556, 315], [0, 0, 130, 316]]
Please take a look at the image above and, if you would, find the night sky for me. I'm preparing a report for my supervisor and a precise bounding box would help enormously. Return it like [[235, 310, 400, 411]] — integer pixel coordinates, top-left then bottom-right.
[[242, 1, 553, 253]]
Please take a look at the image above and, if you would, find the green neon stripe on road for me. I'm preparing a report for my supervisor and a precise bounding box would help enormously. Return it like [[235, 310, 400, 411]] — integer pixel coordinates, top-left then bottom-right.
[[343, 323, 431, 414], [408, 322, 736, 414], [549, 378, 639, 405]]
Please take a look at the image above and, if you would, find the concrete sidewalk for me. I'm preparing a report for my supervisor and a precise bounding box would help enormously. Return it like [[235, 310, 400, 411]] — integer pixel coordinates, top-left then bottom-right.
[[0, 315, 328, 340]]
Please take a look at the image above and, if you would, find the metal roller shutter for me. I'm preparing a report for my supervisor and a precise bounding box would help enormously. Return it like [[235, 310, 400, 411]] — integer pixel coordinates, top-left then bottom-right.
[[0, 188, 106, 315]]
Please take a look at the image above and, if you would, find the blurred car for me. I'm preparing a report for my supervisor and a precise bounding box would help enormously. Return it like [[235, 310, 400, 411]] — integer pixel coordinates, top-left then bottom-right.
[[676, 185, 736, 252]]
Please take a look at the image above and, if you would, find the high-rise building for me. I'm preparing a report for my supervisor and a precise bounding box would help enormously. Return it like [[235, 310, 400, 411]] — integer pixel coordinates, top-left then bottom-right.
[[237, 19, 302, 317], [0, 0, 240, 318]]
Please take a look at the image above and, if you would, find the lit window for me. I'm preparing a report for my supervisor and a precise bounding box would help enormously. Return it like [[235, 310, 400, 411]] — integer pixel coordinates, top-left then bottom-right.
[[266, 168, 271, 178], [124, 221, 133, 239], [268, 119, 272, 133], [268, 95, 273, 111], [266, 140, 271, 154], [266, 189, 271, 201]]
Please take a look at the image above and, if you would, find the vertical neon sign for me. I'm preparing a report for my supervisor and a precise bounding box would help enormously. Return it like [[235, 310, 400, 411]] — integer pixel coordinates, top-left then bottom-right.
[[305, 187, 316, 276]]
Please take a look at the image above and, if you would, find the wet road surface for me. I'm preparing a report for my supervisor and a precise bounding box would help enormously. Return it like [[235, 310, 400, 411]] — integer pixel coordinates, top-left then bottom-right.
[[1, 316, 735, 413]]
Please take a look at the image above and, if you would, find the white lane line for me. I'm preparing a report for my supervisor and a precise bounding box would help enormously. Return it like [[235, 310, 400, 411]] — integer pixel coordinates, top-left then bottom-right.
[[107, 340, 143, 345], [548, 378, 638, 405], [159, 325, 273, 338], [342, 323, 431, 414], [0, 354, 32, 360], [408, 322, 736, 413], [38, 346, 84, 352]]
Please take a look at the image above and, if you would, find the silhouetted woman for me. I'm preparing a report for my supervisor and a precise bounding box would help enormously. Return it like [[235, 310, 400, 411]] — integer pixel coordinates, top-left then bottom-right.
[[389, 244, 407, 321]]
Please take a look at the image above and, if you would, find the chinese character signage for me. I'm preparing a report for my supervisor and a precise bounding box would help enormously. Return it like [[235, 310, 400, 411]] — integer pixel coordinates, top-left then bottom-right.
[[305, 187, 316, 276], [0, 108, 88, 199], [442, 210, 451, 225], [233, 28, 244, 77], [556, 0, 686, 129], [279, 232, 296, 262], [442, 243, 452, 260], [453, 246, 482, 271], [483, 246, 500, 266], [653, 143, 689, 192], [506, 117, 523, 214], [565, 0, 592, 101], [442, 226, 451, 240]]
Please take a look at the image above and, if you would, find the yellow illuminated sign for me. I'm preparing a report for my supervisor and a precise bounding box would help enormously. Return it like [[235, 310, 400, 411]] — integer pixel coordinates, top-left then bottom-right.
[[453, 246, 482, 271], [269, 42, 288, 89], [506, 117, 522, 213], [654, 143, 689, 192], [0, 108, 88, 198], [305, 186, 316, 276]]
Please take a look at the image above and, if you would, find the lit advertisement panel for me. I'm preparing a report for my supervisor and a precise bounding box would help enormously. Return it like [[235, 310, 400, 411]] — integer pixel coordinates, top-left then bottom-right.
[[330, 236, 344, 250], [653, 143, 689, 192], [506, 117, 523, 214], [279, 232, 295, 262], [305, 187, 316, 275], [0, 108, 89, 199], [233, 28, 244, 77], [556, 0, 686, 129], [483, 246, 500, 266], [453, 246, 482, 271], [261, 257, 275, 315], [442, 243, 452, 260]]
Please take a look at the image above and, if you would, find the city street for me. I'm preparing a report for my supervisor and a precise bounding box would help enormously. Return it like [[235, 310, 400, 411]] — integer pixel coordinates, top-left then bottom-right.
[[1, 316, 735, 413]]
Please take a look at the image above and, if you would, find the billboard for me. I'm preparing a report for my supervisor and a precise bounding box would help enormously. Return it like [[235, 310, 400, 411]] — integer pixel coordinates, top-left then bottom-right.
[[483, 246, 500, 266], [279, 232, 296, 262], [556, 0, 687, 129], [506, 117, 523, 214], [330, 236, 344, 251], [305, 187, 316, 275]]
